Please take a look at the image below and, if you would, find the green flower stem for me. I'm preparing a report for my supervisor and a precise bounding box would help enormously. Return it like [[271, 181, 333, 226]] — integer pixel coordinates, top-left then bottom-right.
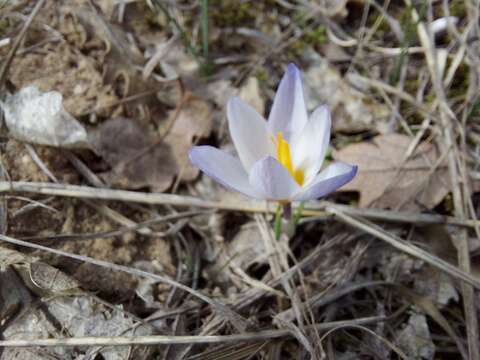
[[293, 202, 304, 227]]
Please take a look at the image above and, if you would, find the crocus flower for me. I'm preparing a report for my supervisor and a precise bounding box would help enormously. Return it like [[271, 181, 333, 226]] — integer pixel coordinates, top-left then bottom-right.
[[189, 64, 357, 203]]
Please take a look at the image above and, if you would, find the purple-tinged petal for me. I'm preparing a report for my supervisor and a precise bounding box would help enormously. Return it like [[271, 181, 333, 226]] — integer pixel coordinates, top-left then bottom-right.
[[268, 63, 308, 140], [291, 105, 331, 184], [249, 156, 301, 201], [227, 97, 275, 170], [189, 146, 262, 199], [294, 162, 357, 201]]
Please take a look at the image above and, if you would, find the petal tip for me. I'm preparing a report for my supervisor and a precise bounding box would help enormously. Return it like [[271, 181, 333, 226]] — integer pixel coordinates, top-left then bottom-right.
[[337, 162, 358, 184], [349, 164, 358, 180], [286, 63, 300, 74], [293, 162, 357, 201], [188, 145, 207, 166], [188, 146, 199, 165], [318, 104, 331, 113], [228, 96, 240, 104], [227, 96, 248, 114]]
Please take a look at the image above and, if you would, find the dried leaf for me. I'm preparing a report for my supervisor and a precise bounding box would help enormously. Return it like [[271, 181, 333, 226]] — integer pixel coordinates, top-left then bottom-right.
[[414, 226, 459, 307], [304, 54, 390, 133], [205, 222, 266, 286], [396, 313, 435, 360], [378, 252, 423, 284], [89, 117, 178, 191], [205, 221, 288, 296], [49, 297, 151, 358], [228, 222, 269, 269], [159, 44, 199, 79], [414, 267, 459, 306], [2, 295, 153, 360], [1, 309, 61, 360], [334, 134, 450, 210], [399, 286, 467, 358], [239, 77, 264, 115], [0, 86, 89, 148], [25, 262, 80, 296], [0, 247, 153, 360], [0, 267, 32, 326], [164, 97, 213, 181], [133, 260, 168, 308]]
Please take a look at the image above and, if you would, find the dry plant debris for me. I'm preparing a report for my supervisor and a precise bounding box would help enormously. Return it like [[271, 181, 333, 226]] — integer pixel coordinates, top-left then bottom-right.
[[335, 134, 450, 210], [304, 55, 390, 133], [163, 96, 213, 182], [9, 42, 119, 118], [0, 248, 153, 360], [0, 0, 479, 359], [89, 116, 178, 191]]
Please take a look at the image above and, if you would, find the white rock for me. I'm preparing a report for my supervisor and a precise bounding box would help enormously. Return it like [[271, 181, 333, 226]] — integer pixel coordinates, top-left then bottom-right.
[[1, 86, 89, 148]]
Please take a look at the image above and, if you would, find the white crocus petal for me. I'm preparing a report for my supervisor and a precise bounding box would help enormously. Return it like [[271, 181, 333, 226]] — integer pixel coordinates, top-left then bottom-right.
[[249, 156, 301, 201], [268, 63, 308, 141], [294, 162, 357, 201], [291, 105, 331, 184], [189, 146, 262, 199], [227, 97, 274, 170]]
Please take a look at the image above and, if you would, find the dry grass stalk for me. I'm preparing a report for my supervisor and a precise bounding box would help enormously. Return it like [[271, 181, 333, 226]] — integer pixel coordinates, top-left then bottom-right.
[[1, 181, 479, 227], [0, 0, 47, 93], [0, 316, 383, 348], [408, 1, 480, 357], [0, 232, 251, 332], [327, 205, 480, 289]]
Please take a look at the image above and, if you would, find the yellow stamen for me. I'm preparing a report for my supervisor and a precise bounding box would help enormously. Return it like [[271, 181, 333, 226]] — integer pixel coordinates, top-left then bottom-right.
[[276, 132, 293, 173], [276, 132, 304, 185]]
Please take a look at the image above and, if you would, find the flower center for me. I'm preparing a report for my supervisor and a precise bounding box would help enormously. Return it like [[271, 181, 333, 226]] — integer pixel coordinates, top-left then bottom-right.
[[276, 132, 304, 185]]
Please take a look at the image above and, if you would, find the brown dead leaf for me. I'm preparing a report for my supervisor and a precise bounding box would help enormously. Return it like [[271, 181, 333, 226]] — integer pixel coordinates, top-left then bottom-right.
[[164, 97, 213, 182], [334, 134, 450, 210], [89, 117, 178, 191], [413, 225, 459, 307]]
